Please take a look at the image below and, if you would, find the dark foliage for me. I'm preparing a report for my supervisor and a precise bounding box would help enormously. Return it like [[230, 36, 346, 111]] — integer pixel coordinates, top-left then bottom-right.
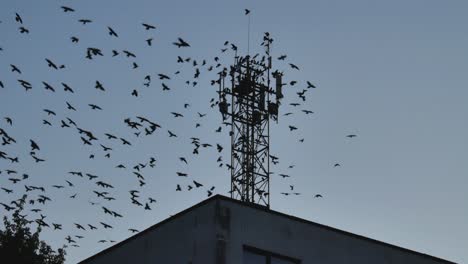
[[0, 196, 66, 264]]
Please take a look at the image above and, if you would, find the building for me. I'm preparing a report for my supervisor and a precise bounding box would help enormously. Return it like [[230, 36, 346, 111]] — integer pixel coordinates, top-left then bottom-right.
[[79, 195, 454, 264]]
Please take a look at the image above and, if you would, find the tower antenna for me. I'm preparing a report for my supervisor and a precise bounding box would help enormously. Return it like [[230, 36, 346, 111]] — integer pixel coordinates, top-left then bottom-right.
[[247, 11, 251, 56], [218, 32, 282, 208]]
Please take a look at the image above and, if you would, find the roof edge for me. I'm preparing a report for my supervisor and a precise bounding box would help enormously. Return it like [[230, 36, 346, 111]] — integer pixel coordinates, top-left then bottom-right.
[[79, 194, 456, 264]]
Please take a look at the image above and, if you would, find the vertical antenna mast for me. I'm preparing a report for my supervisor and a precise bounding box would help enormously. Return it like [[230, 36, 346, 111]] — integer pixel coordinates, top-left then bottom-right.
[[247, 11, 251, 56], [218, 32, 281, 208]]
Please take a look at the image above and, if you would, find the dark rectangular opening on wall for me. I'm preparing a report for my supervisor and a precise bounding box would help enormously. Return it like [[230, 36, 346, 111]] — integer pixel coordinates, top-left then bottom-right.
[[243, 245, 301, 264]]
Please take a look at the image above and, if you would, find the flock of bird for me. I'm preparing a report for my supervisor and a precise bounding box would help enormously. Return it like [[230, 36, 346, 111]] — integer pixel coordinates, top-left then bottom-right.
[[0, 4, 357, 258]]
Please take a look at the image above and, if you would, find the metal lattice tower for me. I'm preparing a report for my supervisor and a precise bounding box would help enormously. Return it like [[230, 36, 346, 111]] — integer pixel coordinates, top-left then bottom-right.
[[218, 34, 282, 208]]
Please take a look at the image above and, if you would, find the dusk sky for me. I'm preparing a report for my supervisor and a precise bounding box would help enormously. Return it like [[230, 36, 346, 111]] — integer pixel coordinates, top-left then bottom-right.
[[1, 0, 467, 263]]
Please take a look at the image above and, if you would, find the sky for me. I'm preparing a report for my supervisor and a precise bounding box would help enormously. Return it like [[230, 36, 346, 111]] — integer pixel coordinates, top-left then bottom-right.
[[1, 0, 467, 263]]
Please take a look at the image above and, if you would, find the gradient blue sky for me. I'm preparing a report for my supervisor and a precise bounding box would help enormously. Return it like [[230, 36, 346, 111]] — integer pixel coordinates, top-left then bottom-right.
[[1, 0, 467, 263]]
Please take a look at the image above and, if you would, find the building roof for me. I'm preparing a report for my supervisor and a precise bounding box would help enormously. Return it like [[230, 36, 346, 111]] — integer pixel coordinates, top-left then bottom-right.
[[79, 195, 455, 264]]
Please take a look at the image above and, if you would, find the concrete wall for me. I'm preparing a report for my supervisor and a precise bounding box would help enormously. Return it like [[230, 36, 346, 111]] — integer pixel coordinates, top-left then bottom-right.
[[81, 200, 218, 264], [217, 198, 452, 264], [81, 196, 453, 264]]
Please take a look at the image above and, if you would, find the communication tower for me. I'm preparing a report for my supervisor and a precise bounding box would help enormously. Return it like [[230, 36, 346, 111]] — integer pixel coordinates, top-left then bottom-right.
[[218, 33, 283, 208]]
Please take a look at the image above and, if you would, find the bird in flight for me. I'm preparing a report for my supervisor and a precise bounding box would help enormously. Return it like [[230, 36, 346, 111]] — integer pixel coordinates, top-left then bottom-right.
[[167, 130, 177, 137], [10, 64, 21, 74], [18, 79, 31, 89], [78, 19, 92, 25], [107, 27, 118, 37], [61, 6, 75, 12], [4, 117, 12, 125], [289, 63, 300, 70], [30, 140, 40, 151], [142, 23, 156, 30], [171, 112, 183, 118], [15, 13, 23, 24], [306, 81, 316, 88], [146, 38, 153, 46], [173, 38, 190, 48]]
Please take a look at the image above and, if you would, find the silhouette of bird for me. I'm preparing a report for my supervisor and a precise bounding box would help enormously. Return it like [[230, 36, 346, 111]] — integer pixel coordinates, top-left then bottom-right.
[[61, 6, 75, 12], [78, 19, 92, 25], [62, 83, 74, 93], [193, 181, 203, 188], [171, 112, 183, 118], [100, 222, 112, 229], [216, 144, 223, 152], [120, 138, 131, 145], [306, 81, 316, 88], [66, 102, 76, 111], [168, 130, 177, 137], [95, 81, 105, 91], [1, 188, 13, 194], [4, 117, 12, 125], [105, 133, 117, 140], [289, 63, 300, 70], [278, 55, 287, 60], [45, 58, 59, 69], [19, 27, 29, 34], [88, 104, 102, 110], [42, 82, 55, 92], [15, 13, 23, 24], [107, 26, 118, 37], [142, 23, 156, 30], [146, 38, 153, 46], [314, 194, 323, 198], [162, 83, 170, 91], [123, 50, 136, 58], [18, 80, 32, 90], [43, 109, 56, 116], [30, 140, 40, 151], [11, 64, 21, 74], [75, 223, 86, 230], [245, 9, 250, 15], [158, 73, 170, 80], [173, 37, 190, 48], [346, 134, 357, 138]]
